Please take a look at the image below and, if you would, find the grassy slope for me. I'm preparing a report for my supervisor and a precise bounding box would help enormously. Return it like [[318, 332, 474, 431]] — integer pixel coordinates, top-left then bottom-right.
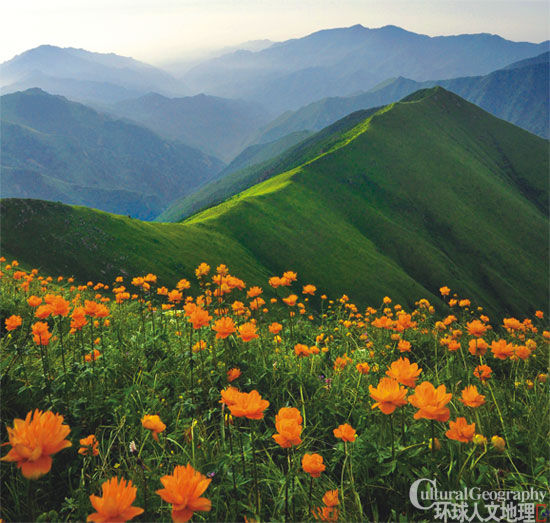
[[157, 107, 381, 222], [2, 88, 548, 316]]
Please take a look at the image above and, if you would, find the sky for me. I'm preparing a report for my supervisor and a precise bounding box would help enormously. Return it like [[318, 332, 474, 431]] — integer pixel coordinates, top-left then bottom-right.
[[1, 0, 548, 65]]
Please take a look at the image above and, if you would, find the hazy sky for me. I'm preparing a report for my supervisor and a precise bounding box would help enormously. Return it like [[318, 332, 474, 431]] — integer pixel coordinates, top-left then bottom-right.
[[1, 0, 548, 65]]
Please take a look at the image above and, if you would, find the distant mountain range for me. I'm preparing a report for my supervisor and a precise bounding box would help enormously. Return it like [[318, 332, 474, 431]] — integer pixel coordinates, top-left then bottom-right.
[[255, 52, 550, 143], [108, 92, 271, 162], [1, 89, 223, 219], [3, 88, 547, 316], [182, 24, 548, 112], [0, 45, 187, 104]]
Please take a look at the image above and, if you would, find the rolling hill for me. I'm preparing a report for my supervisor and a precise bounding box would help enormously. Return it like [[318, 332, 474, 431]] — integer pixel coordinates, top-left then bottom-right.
[[0, 89, 224, 219], [2, 88, 547, 317], [183, 24, 548, 112], [108, 92, 271, 162], [0, 45, 186, 104], [255, 52, 550, 143]]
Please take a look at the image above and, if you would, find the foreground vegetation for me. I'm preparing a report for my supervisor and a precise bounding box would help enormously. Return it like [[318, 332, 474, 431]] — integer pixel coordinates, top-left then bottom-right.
[[1, 259, 549, 522]]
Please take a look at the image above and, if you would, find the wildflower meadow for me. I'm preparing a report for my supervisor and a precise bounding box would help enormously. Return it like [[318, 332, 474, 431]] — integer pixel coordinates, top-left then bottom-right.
[[1, 259, 548, 522]]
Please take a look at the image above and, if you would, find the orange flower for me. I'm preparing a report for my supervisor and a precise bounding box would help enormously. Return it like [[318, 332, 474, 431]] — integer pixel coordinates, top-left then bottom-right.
[[156, 464, 212, 523], [220, 386, 241, 407], [1, 409, 72, 479], [247, 286, 263, 298], [294, 343, 311, 357], [408, 382, 452, 422], [85, 349, 101, 363], [27, 296, 43, 307], [79, 435, 99, 456], [141, 415, 166, 441], [513, 345, 531, 360], [302, 453, 325, 478], [35, 304, 53, 319], [468, 338, 488, 356], [491, 435, 506, 452], [333, 354, 351, 371], [168, 290, 183, 303], [228, 390, 269, 419], [273, 417, 302, 448], [269, 276, 282, 288], [227, 368, 241, 382], [445, 417, 475, 443], [269, 322, 283, 334], [369, 377, 408, 414], [188, 307, 212, 329], [31, 321, 52, 346], [333, 423, 357, 442], [459, 385, 485, 408], [385, 357, 422, 387], [323, 490, 339, 507], [238, 322, 258, 342], [88, 477, 144, 522], [302, 285, 317, 295], [50, 295, 70, 317], [474, 364, 492, 382], [195, 263, 211, 278], [356, 362, 370, 375], [535, 310, 544, 319], [466, 320, 488, 337], [212, 317, 236, 339], [177, 278, 191, 290], [397, 340, 412, 352], [312, 507, 339, 522], [282, 271, 297, 283], [439, 286, 450, 296], [71, 307, 88, 330], [5, 315, 22, 331], [283, 295, 298, 306]]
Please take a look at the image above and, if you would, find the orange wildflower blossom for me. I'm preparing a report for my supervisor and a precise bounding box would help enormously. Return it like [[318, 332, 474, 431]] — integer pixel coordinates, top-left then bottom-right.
[[474, 364, 492, 382], [323, 490, 339, 507], [491, 435, 506, 452], [85, 349, 101, 363], [31, 321, 52, 346], [156, 463, 212, 523], [468, 338, 488, 356], [408, 382, 452, 422], [459, 385, 485, 408], [212, 317, 236, 339], [27, 295, 43, 307], [220, 386, 241, 407], [302, 453, 326, 478], [282, 294, 298, 306], [466, 320, 488, 337], [195, 263, 210, 278], [269, 322, 283, 334], [49, 295, 70, 317], [273, 407, 303, 448], [79, 435, 99, 456], [440, 286, 451, 296], [188, 307, 212, 329], [397, 339, 412, 352], [369, 377, 408, 414], [446, 417, 476, 443], [385, 357, 422, 387], [5, 315, 22, 331], [88, 477, 144, 522], [227, 390, 269, 419], [356, 362, 370, 374], [238, 322, 258, 342], [227, 368, 241, 382], [1, 409, 72, 479], [141, 414, 166, 441], [333, 423, 357, 442], [294, 343, 311, 357], [302, 284, 317, 295], [247, 286, 263, 298]]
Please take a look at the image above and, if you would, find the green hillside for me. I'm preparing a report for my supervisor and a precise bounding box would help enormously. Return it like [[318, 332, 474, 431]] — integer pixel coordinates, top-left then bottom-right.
[[0, 89, 224, 219], [2, 88, 547, 317], [157, 108, 381, 221]]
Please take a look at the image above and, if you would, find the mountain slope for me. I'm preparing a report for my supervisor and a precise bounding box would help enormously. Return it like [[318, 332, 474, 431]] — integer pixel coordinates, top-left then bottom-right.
[[157, 108, 381, 221], [0, 45, 186, 104], [256, 52, 550, 143], [183, 24, 548, 111], [2, 89, 547, 316], [0, 89, 224, 219], [108, 93, 271, 162]]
